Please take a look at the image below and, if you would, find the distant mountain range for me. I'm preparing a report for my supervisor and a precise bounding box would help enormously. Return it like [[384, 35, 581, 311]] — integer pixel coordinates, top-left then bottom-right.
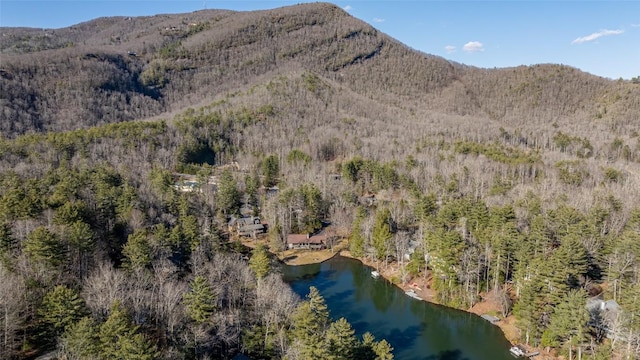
[[1, 2, 639, 139]]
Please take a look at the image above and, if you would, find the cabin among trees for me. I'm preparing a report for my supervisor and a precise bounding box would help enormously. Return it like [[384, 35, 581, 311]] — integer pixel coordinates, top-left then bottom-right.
[[587, 297, 624, 340], [228, 216, 266, 238], [286, 233, 327, 250]]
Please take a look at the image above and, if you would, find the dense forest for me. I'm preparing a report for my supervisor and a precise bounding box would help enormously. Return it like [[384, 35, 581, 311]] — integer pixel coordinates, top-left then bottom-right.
[[1, 2, 640, 360]]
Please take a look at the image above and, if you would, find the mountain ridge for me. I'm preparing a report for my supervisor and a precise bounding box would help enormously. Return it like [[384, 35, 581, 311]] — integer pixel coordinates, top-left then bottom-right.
[[1, 2, 638, 139]]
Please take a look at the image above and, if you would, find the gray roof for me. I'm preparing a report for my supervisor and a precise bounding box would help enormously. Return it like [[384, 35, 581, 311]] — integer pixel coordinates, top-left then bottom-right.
[[240, 223, 264, 231], [229, 216, 261, 227]]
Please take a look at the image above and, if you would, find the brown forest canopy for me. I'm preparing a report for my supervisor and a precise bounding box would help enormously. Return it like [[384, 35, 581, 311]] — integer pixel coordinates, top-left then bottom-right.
[[1, 2, 640, 360], [1, 2, 639, 138]]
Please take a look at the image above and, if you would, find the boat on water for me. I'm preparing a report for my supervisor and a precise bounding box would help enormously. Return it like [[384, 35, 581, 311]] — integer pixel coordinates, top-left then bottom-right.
[[509, 345, 525, 357], [405, 289, 423, 300], [371, 270, 380, 278]]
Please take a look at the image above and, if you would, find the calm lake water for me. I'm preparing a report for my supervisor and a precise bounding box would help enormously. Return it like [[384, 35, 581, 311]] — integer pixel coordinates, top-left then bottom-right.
[[282, 255, 516, 360]]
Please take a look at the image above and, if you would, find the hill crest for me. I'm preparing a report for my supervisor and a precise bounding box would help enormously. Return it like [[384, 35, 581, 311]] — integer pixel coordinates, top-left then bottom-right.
[[1, 2, 638, 139]]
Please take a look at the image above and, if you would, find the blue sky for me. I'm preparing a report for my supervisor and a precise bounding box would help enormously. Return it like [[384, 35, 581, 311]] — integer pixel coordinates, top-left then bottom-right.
[[1, 1, 638, 79]]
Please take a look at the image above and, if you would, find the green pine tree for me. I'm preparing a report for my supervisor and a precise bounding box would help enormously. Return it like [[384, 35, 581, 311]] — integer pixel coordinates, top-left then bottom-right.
[[99, 301, 157, 360], [23, 226, 65, 268], [59, 316, 100, 358], [0, 221, 15, 255], [291, 302, 329, 360], [307, 286, 329, 326], [245, 171, 260, 209], [117, 333, 160, 360], [358, 332, 394, 360], [53, 200, 87, 225], [66, 221, 94, 253], [39, 285, 87, 335], [542, 289, 589, 355], [406, 249, 426, 276], [183, 276, 216, 324], [373, 339, 394, 360], [180, 214, 200, 250], [249, 243, 271, 280], [349, 207, 366, 258], [513, 271, 547, 346], [372, 208, 393, 261], [122, 230, 152, 271], [262, 154, 280, 188], [300, 183, 323, 233], [325, 317, 358, 360], [217, 169, 240, 215], [291, 287, 330, 351]]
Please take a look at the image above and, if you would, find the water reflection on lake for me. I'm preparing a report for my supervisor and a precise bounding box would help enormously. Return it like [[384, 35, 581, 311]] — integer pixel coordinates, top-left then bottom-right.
[[282, 256, 515, 360]]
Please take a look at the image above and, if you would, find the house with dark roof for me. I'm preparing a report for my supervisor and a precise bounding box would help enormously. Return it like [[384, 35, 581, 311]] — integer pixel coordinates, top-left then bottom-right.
[[228, 216, 265, 238], [286, 233, 326, 250]]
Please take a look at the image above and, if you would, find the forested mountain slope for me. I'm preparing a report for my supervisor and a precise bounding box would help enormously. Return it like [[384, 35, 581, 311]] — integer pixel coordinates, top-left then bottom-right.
[[2, 2, 638, 137], [1, 2, 640, 360]]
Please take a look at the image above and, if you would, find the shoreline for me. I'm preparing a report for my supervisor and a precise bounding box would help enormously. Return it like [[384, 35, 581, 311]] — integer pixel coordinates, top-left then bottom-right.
[[321, 249, 557, 360], [340, 252, 558, 360], [238, 237, 556, 359]]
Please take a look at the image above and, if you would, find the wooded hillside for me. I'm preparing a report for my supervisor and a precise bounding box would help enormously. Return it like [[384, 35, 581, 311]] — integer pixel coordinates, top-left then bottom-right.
[[1, 2, 639, 359]]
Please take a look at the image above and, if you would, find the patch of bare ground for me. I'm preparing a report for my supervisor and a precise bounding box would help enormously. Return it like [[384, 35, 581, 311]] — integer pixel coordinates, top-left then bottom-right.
[[234, 236, 346, 265], [277, 246, 342, 265]]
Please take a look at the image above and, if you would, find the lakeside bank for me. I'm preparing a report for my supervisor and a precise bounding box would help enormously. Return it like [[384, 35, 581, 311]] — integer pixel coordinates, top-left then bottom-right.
[[290, 248, 555, 359], [238, 237, 556, 359], [337, 250, 558, 360]]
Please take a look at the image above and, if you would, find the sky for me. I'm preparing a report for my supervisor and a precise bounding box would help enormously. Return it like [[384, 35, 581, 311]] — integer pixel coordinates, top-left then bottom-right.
[[1, 1, 638, 80]]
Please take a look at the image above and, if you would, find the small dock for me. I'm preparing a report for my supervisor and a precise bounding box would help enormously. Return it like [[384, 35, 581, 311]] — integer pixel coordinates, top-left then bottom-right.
[[480, 314, 500, 324], [509, 345, 539, 358], [405, 289, 423, 301]]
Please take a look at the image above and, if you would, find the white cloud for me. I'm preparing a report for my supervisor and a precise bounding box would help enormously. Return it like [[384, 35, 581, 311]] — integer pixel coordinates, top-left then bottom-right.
[[572, 29, 624, 44], [462, 41, 484, 53], [343, 5, 352, 11], [373, 18, 385, 23], [631, 24, 640, 28], [445, 45, 456, 54]]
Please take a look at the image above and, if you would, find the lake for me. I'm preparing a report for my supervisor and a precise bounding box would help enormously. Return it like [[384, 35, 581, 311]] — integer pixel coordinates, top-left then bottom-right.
[[282, 255, 516, 360]]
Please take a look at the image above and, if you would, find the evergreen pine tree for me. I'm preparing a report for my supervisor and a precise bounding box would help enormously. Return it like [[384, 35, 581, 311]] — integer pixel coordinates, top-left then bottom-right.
[[358, 332, 394, 360], [372, 208, 393, 261], [59, 316, 99, 358], [528, 215, 552, 256], [373, 339, 394, 360], [349, 207, 366, 258], [245, 171, 260, 209], [325, 317, 357, 360], [513, 273, 547, 346], [122, 230, 152, 271], [291, 286, 331, 358], [307, 286, 329, 326], [39, 285, 87, 336], [543, 289, 589, 355], [0, 221, 15, 255], [291, 302, 328, 359], [262, 154, 280, 188], [249, 243, 271, 280], [99, 301, 157, 360], [24, 226, 65, 268], [180, 214, 200, 250], [300, 183, 323, 233], [183, 276, 216, 324], [217, 169, 240, 215]]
